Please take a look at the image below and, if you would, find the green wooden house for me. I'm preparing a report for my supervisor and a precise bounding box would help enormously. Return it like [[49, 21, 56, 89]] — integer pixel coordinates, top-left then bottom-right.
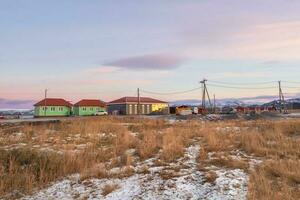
[[73, 99, 106, 116], [34, 98, 73, 117]]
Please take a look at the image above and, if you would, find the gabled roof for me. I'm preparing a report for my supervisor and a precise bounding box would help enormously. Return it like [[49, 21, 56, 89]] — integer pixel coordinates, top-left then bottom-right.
[[34, 98, 73, 107], [74, 99, 106, 107], [109, 96, 168, 104]]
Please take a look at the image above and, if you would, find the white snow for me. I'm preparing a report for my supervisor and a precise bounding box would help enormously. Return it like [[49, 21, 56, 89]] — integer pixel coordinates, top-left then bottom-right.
[[21, 143, 249, 200]]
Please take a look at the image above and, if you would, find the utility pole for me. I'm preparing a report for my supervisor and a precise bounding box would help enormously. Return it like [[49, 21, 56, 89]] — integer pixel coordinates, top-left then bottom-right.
[[205, 84, 213, 110], [200, 79, 213, 114], [278, 81, 282, 113], [282, 87, 287, 114], [200, 79, 207, 110], [44, 89, 48, 116], [137, 88, 140, 115], [278, 81, 287, 113], [213, 94, 216, 114]]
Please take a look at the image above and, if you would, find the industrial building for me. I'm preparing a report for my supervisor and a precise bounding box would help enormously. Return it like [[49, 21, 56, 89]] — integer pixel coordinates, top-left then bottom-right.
[[107, 96, 168, 115]]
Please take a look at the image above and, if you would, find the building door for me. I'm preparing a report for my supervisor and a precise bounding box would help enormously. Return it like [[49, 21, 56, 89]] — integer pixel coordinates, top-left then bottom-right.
[[141, 105, 145, 114], [129, 105, 132, 115]]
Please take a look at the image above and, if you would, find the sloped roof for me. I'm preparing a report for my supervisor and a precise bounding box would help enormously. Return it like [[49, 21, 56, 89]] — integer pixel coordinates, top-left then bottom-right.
[[34, 98, 73, 107], [109, 96, 168, 104], [74, 99, 106, 107]]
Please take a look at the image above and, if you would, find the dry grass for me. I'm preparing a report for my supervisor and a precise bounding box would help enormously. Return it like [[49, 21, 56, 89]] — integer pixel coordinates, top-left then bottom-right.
[[101, 183, 120, 196], [207, 156, 249, 171], [0, 148, 102, 195], [1, 117, 300, 199], [159, 170, 180, 180], [160, 128, 185, 162], [80, 164, 109, 181], [204, 171, 218, 184], [0, 117, 136, 197], [248, 159, 300, 200], [136, 130, 161, 160], [197, 119, 300, 200], [240, 121, 300, 199]]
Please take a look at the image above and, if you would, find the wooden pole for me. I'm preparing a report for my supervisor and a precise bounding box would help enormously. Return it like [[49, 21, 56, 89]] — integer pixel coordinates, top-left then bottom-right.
[[137, 88, 140, 115], [213, 94, 216, 114], [200, 79, 206, 110], [44, 89, 47, 116]]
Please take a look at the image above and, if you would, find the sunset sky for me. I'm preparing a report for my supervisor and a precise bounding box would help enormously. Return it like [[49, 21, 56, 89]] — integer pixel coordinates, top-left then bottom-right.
[[1, 0, 300, 108]]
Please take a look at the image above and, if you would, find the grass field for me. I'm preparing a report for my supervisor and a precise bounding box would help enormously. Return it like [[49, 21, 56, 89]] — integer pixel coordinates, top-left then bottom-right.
[[0, 117, 299, 199]]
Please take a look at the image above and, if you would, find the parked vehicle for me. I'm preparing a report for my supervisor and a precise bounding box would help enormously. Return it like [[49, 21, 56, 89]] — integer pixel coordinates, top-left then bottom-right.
[[94, 110, 108, 116]]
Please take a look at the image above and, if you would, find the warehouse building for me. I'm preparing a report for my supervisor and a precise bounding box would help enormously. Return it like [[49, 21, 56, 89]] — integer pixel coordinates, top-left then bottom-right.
[[108, 96, 168, 115]]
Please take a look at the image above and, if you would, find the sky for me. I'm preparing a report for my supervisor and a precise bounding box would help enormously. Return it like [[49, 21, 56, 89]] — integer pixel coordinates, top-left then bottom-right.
[[1, 0, 300, 108]]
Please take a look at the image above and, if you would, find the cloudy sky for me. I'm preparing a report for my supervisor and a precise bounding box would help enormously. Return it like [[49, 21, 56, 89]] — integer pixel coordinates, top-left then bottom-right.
[[1, 0, 300, 108]]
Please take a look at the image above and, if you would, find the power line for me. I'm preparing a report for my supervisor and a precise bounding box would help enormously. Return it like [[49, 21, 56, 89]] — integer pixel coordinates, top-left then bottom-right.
[[208, 80, 277, 85], [282, 81, 300, 84], [140, 87, 202, 95], [207, 83, 277, 90], [281, 85, 300, 88]]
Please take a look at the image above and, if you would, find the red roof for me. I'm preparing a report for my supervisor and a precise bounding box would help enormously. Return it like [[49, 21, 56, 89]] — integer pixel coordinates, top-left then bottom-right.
[[34, 98, 73, 107], [109, 96, 168, 104], [74, 99, 106, 107]]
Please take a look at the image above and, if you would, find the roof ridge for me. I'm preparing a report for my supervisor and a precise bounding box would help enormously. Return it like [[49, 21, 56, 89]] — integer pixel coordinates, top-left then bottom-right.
[[108, 96, 168, 104]]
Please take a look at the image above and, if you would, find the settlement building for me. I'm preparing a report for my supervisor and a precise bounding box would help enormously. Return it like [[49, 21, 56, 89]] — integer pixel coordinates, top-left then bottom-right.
[[108, 96, 168, 115], [34, 98, 73, 117], [73, 99, 106, 116]]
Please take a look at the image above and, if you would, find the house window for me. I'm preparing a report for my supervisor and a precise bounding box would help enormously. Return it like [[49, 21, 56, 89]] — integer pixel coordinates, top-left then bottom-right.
[[83, 107, 86, 111], [51, 107, 55, 111], [90, 107, 93, 111], [59, 107, 63, 111]]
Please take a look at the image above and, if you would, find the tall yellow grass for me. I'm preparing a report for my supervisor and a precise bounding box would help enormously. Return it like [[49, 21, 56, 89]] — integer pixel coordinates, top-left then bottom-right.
[[0, 117, 300, 199]]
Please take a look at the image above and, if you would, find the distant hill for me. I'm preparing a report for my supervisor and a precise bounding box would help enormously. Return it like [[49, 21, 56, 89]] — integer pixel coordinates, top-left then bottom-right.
[[171, 97, 300, 109], [0, 109, 34, 116], [262, 98, 300, 109], [170, 99, 247, 107]]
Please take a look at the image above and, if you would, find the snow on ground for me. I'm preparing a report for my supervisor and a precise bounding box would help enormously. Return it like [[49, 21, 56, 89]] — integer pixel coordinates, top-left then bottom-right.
[[21, 143, 248, 200]]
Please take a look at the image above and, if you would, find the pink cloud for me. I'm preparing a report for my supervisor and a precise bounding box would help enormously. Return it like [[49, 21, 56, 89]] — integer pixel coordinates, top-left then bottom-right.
[[183, 20, 300, 60]]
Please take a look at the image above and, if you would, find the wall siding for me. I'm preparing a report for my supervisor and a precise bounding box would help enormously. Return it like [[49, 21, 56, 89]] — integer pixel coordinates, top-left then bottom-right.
[[34, 106, 71, 117], [107, 104, 127, 115], [74, 106, 106, 116], [108, 103, 168, 115], [126, 104, 152, 115]]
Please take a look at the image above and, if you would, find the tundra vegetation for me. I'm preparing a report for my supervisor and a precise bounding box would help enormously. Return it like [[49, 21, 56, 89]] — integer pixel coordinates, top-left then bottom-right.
[[0, 117, 299, 199]]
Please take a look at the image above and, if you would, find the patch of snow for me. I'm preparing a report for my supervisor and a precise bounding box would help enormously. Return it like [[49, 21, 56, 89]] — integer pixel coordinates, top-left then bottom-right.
[[21, 143, 249, 200]]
